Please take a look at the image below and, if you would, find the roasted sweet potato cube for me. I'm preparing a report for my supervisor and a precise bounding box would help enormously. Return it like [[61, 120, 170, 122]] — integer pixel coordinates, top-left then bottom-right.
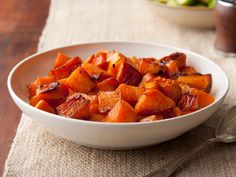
[[139, 73, 156, 87], [154, 77, 181, 102], [139, 115, 163, 122], [179, 66, 197, 75], [85, 50, 109, 70], [116, 63, 142, 86], [97, 77, 119, 91], [178, 93, 199, 111], [128, 57, 139, 69], [89, 114, 107, 122], [138, 58, 160, 75], [143, 80, 159, 90], [49, 57, 82, 80], [54, 53, 71, 68], [30, 82, 68, 106], [107, 51, 127, 76], [56, 93, 90, 119], [116, 83, 144, 105], [177, 74, 212, 93], [197, 90, 215, 108], [65, 67, 96, 93], [107, 100, 137, 122], [27, 83, 37, 99], [82, 63, 111, 82], [35, 100, 55, 114], [98, 91, 121, 113], [173, 107, 193, 116], [135, 89, 176, 115], [159, 52, 186, 69]]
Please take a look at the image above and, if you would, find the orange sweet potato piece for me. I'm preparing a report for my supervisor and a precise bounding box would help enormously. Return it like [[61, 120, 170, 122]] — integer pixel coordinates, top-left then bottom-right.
[[56, 93, 90, 119], [30, 82, 68, 106], [177, 74, 212, 93], [159, 52, 186, 69], [107, 100, 137, 122], [197, 90, 215, 108], [139, 115, 163, 122], [49, 57, 82, 80], [82, 63, 111, 82], [116, 83, 144, 105], [143, 80, 159, 90], [98, 91, 121, 114], [139, 73, 156, 87], [179, 66, 197, 75], [135, 89, 176, 115], [138, 58, 160, 75], [128, 57, 139, 69], [154, 77, 181, 102], [27, 83, 37, 99], [35, 100, 55, 114], [107, 51, 127, 76], [85, 50, 109, 70], [173, 107, 193, 116], [97, 77, 119, 91], [54, 53, 71, 68], [89, 114, 107, 122], [65, 67, 96, 93], [116, 63, 142, 86]]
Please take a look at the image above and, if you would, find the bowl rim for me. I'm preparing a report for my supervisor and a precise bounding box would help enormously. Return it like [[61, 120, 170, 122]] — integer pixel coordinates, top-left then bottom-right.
[[149, 0, 214, 11], [7, 41, 229, 126]]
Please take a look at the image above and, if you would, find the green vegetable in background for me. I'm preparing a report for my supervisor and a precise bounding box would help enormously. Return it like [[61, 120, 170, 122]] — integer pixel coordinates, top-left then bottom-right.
[[176, 0, 196, 6]]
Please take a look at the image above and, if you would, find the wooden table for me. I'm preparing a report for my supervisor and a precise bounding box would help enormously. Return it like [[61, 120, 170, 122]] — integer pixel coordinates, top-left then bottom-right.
[[0, 0, 50, 175]]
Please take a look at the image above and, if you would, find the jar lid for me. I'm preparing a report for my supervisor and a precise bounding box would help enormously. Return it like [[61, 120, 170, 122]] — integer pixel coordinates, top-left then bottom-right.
[[218, 0, 236, 6]]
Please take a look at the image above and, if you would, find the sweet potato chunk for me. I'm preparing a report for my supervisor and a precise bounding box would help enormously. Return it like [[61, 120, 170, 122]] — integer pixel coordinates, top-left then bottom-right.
[[97, 77, 119, 91], [82, 63, 111, 82], [49, 57, 82, 80], [85, 51, 109, 70], [56, 93, 90, 119], [89, 114, 107, 122], [116, 63, 142, 86], [107, 100, 137, 122], [159, 52, 186, 69], [179, 66, 197, 75], [139, 73, 156, 87], [154, 77, 181, 102], [35, 100, 55, 114], [143, 80, 159, 90], [177, 74, 212, 93], [30, 82, 68, 106], [107, 51, 127, 76], [116, 84, 144, 105], [98, 91, 121, 113], [66, 67, 96, 93], [197, 90, 215, 108], [138, 58, 160, 75], [135, 89, 176, 115], [139, 115, 163, 122], [54, 53, 70, 68]]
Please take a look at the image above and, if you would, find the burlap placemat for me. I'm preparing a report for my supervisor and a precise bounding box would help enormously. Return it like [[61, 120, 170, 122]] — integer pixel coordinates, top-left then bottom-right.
[[4, 0, 236, 176]]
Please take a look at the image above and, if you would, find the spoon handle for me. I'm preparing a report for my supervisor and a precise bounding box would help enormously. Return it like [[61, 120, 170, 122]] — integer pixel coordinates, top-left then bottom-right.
[[144, 138, 218, 177]]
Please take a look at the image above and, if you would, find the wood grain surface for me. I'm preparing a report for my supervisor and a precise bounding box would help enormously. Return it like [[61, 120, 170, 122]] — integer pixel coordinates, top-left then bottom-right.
[[0, 0, 50, 175]]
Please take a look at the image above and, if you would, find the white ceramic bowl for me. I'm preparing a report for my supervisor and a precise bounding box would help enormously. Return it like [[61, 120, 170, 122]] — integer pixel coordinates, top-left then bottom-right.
[[148, 0, 215, 28], [8, 42, 228, 150]]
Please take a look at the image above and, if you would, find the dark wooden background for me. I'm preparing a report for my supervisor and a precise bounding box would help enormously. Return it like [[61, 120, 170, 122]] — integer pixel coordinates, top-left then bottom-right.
[[0, 0, 50, 175]]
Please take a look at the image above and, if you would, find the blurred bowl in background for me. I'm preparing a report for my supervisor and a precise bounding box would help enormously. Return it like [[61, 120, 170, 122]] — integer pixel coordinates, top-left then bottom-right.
[[148, 0, 215, 28]]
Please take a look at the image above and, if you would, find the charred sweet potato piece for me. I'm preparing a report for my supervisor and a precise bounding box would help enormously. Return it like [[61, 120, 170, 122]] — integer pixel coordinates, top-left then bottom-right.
[[54, 53, 71, 68], [116, 63, 142, 86], [65, 67, 96, 93], [85, 50, 109, 70], [139, 115, 163, 122], [35, 99, 55, 114], [30, 82, 68, 106], [178, 93, 199, 111], [89, 114, 107, 122], [82, 63, 111, 82], [107, 100, 137, 122], [138, 58, 160, 75], [179, 66, 197, 75], [116, 83, 144, 105], [56, 93, 90, 119], [177, 74, 212, 93], [154, 77, 181, 102], [139, 73, 156, 87], [135, 89, 176, 115], [98, 91, 121, 114], [107, 51, 127, 76], [159, 52, 186, 69], [49, 57, 82, 80], [97, 77, 119, 91]]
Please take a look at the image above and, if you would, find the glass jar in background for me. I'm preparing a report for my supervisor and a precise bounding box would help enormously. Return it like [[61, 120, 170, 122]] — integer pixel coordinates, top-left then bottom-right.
[[214, 0, 236, 57]]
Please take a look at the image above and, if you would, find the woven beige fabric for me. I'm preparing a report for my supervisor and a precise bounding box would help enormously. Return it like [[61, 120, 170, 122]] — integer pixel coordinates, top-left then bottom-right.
[[4, 0, 236, 176]]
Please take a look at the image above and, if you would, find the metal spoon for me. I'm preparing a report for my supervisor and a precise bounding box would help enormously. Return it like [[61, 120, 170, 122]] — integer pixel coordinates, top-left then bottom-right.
[[145, 106, 236, 177]]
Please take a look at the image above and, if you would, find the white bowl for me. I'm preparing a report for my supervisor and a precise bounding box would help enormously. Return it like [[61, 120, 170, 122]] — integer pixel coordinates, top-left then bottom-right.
[[8, 42, 228, 150], [148, 0, 215, 28]]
